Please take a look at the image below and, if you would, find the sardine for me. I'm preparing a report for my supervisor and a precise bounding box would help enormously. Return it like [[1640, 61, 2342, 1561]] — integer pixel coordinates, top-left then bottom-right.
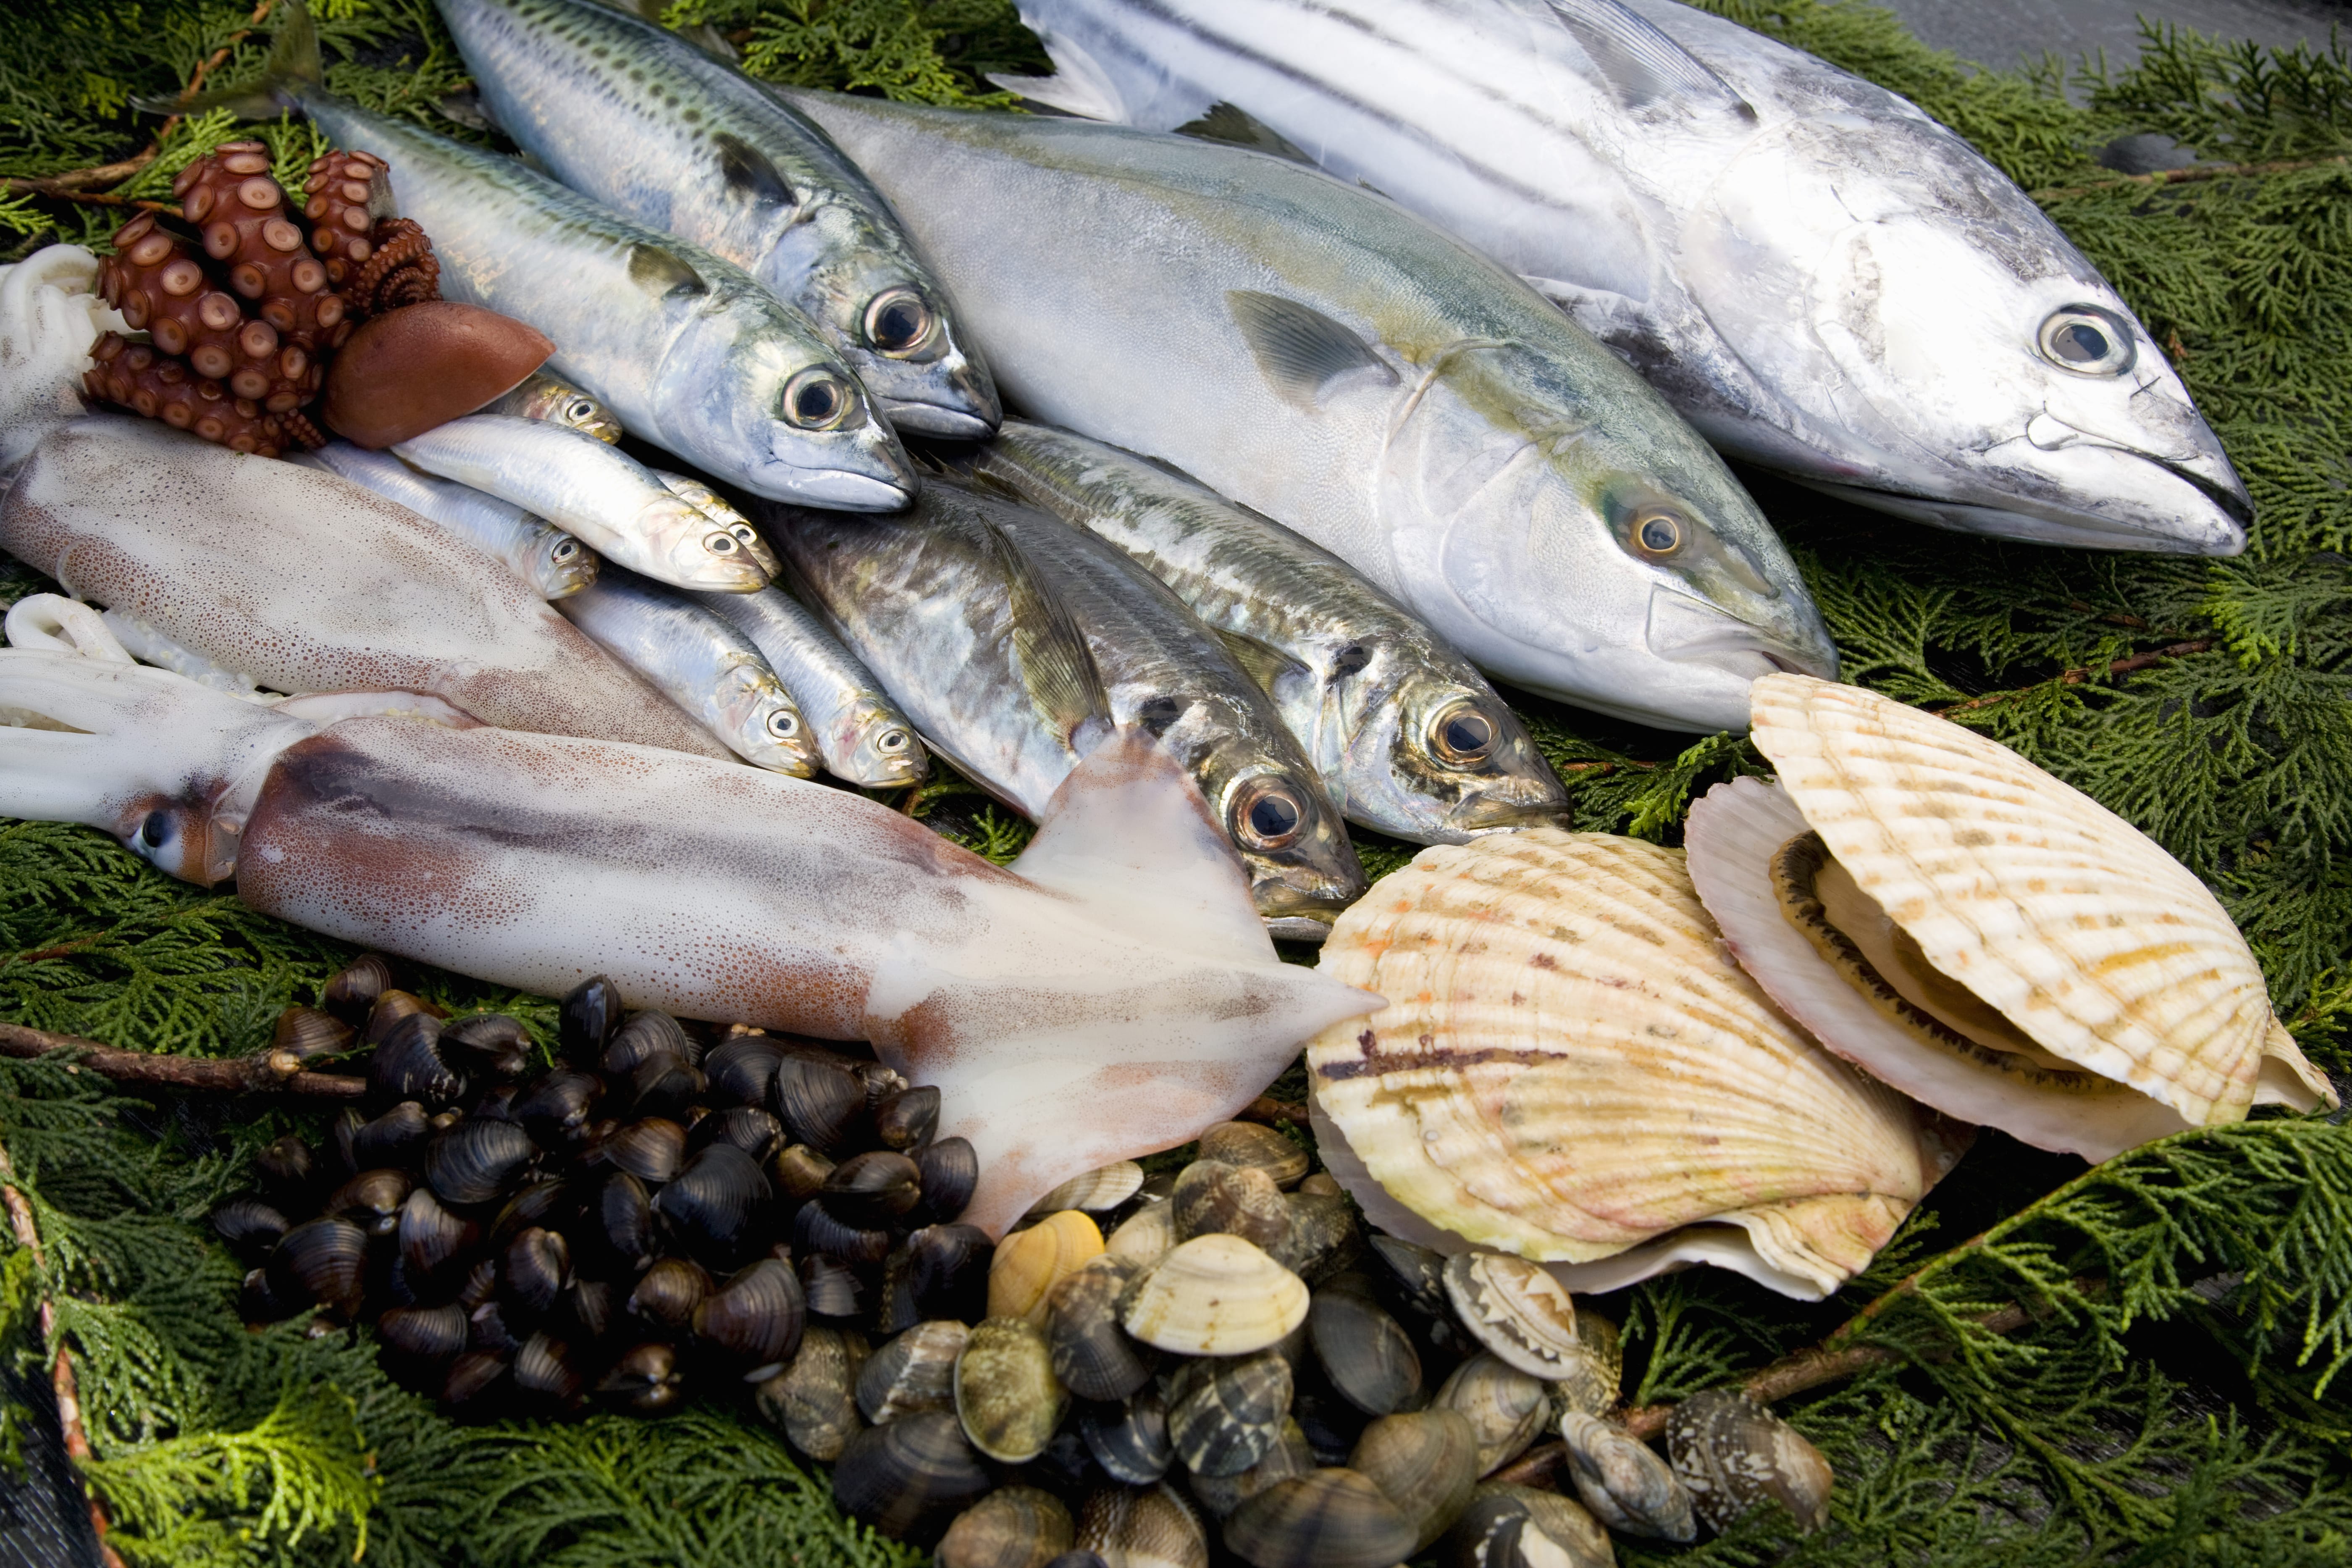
[[238, 9, 917, 509], [778, 89, 1835, 733], [297, 441, 598, 599], [558, 567, 820, 774], [690, 587, 929, 789], [437, 0, 1001, 439], [649, 470, 781, 579], [393, 415, 762, 591], [1000, 0, 2250, 554], [483, 368, 624, 444], [965, 422, 1567, 844]]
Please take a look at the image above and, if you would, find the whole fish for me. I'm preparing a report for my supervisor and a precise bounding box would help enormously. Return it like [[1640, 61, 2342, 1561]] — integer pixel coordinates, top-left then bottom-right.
[[438, 0, 1001, 439], [965, 422, 1567, 844], [690, 586, 929, 789], [484, 368, 624, 444], [0, 416, 732, 759], [778, 89, 1835, 734], [297, 441, 598, 599], [650, 470, 781, 579], [764, 487, 1110, 819], [558, 567, 820, 774], [231, 10, 916, 509], [394, 415, 762, 591], [1000, 0, 2250, 554]]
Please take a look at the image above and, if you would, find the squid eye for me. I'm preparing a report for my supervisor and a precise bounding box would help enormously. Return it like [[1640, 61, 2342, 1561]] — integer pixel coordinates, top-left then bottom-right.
[[706, 533, 738, 555], [1631, 509, 1683, 558], [766, 709, 800, 740], [2037, 306, 2135, 376], [1430, 701, 1498, 766], [139, 810, 172, 848], [876, 729, 908, 753], [864, 287, 935, 355], [782, 368, 859, 430], [1231, 778, 1307, 851]]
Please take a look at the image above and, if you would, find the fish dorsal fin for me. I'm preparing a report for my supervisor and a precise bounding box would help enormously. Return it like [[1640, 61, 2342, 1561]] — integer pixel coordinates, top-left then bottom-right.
[[1541, 0, 1753, 116], [627, 243, 710, 301], [982, 512, 1111, 749], [1215, 628, 1308, 693], [987, 31, 1131, 121], [1173, 103, 1314, 165], [714, 134, 796, 210], [1227, 291, 1399, 411], [1011, 727, 1273, 964]]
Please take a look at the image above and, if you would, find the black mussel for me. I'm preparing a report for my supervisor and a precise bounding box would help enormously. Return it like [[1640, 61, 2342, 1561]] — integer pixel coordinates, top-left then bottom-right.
[[913, 1137, 979, 1225], [908, 1223, 992, 1325], [559, 974, 625, 1061], [253, 1135, 318, 1212], [598, 1340, 686, 1416], [589, 1117, 685, 1185], [327, 1168, 412, 1237], [772, 1143, 835, 1202], [326, 1108, 364, 1182], [441, 1014, 534, 1081], [378, 1301, 468, 1366], [469, 1084, 520, 1123], [513, 1331, 592, 1410], [655, 1143, 772, 1264], [488, 1177, 573, 1252], [793, 1196, 892, 1266], [627, 1256, 713, 1334], [469, 1300, 522, 1357], [269, 1216, 370, 1321], [370, 1013, 466, 1108], [820, 1149, 921, 1227], [364, 988, 446, 1048], [603, 1010, 697, 1075], [592, 1169, 659, 1274], [832, 1410, 991, 1543], [562, 1278, 617, 1344], [458, 1257, 499, 1311], [273, 1004, 354, 1063], [689, 1106, 785, 1164], [800, 1251, 867, 1320], [351, 1100, 431, 1172], [624, 1048, 705, 1121], [704, 1033, 784, 1108], [397, 1187, 478, 1284], [210, 1197, 290, 1266], [872, 1085, 939, 1152], [852, 1060, 909, 1104], [441, 1349, 511, 1414], [321, 953, 396, 1025], [772, 1056, 865, 1156], [694, 1258, 806, 1376], [512, 1069, 604, 1153], [499, 1226, 571, 1321], [425, 1119, 538, 1208]]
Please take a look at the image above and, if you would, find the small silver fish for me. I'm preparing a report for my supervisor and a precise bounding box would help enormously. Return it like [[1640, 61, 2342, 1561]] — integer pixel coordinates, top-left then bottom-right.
[[691, 586, 929, 789], [558, 566, 819, 774], [651, 470, 781, 580], [299, 442, 598, 600], [394, 415, 764, 592], [485, 370, 625, 444]]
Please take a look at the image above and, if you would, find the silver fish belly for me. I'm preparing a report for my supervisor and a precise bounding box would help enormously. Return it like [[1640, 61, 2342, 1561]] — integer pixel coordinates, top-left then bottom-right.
[[778, 89, 1834, 734], [437, 0, 1000, 440], [692, 586, 929, 789], [484, 368, 624, 444], [1002, 0, 2250, 554], [289, 88, 916, 510], [299, 441, 597, 599], [968, 422, 1567, 844]]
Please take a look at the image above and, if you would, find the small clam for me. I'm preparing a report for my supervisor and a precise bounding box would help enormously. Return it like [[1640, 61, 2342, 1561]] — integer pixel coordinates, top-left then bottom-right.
[[1666, 1387, 1833, 1533], [854, 1059, 911, 1103], [772, 1055, 866, 1156], [470, 1300, 521, 1357], [991, 1209, 1105, 1324], [654, 1141, 772, 1263], [321, 952, 396, 1025], [694, 1257, 806, 1378], [377, 1301, 468, 1365], [513, 1331, 591, 1409], [914, 1135, 979, 1224], [1309, 1283, 1420, 1416], [956, 1316, 1068, 1463], [425, 1117, 538, 1208], [592, 1169, 657, 1274], [558, 973, 624, 1059], [269, 1216, 369, 1320], [498, 1225, 572, 1320], [602, 1009, 696, 1075], [590, 1116, 685, 1185], [1076, 1483, 1208, 1568], [1446, 1484, 1611, 1568], [1166, 1350, 1292, 1478], [1221, 1468, 1418, 1568], [756, 1324, 867, 1460], [441, 1013, 533, 1080], [1048, 1254, 1153, 1402], [1288, 1387, 1368, 1468], [704, 1032, 785, 1108], [273, 1004, 354, 1063], [627, 1255, 713, 1334], [625, 1048, 706, 1120], [370, 1011, 466, 1108], [1185, 1416, 1313, 1521], [821, 1148, 923, 1227], [1198, 1123, 1310, 1188], [349, 1101, 430, 1171], [873, 1084, 940, 1151], [1558, 1409, 1695, 1542], [1434, 1354, 1548, 1476], [563, 1277, 616, 1344], [1171, 1161, 1290, 1252], [1349, 1409, 1479, 1552], [772, 1142, 836, 1201], [1047, 1554, 1109, 1568], [858, 1318, 970, 1425], [801, 1251, 868, 1319], [1270, 1191, 1356, 1282], [1105, 1203, 1176, 1268], [364, 988, 445, 1047], [326, 1168, 411, 1237], [688, 1105, 785, 1164], [1442, 1253, 1582, 1381], [441, 1349, 511, 1412], [597, 1339, 686, 1416], [880, 1222, 994, 1334], [511, 1069, 603, 1153], [940, 1486, 1076, 1568], [1550, 1308, 1621, 1419], [1120, 1235, 1308, 1357], [253, 1135, 317, 1211], [210, 1197, 289, 1265], [1026, 1161, 1146, 1219], [791, 1195, 892, 1265], [1081, 1384, 1172, 1484], [832, 1409, 991, 1542]]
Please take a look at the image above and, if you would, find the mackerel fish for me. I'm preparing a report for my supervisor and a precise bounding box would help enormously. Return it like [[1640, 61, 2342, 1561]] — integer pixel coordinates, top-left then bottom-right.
[[298, 441, 598, 599], [438, 0, 1000, 438], [779, 89, 1835, 733], [1000, 0, 2251, 553], [965, 421, 1567, 845], [691, 586, 930, 789]]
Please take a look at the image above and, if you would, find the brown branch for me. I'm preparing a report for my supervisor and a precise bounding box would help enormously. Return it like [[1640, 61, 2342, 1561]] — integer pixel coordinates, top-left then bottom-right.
[[3, 151, 159, 197], [0, 180, 179, 217], [2029, 152, 2349, 203], [1932, 638, 2215, 717], [157, 0, 279, 140], [0, 1022, 364, 1098], [1491, 1440, 1567, 1490], [1238, 1095, 1308, 1129]]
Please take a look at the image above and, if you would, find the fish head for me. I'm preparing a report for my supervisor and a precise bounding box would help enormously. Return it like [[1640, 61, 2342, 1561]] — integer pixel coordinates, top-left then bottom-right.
[[1202, 751, 1365, 926], [840, 696, 929, 788], [826, 264, 1002, 439], [534, 528, 599, 600], [1378, 339, 1836, 733], [711, 662, 821, 776], [519, 377, 624, 445], [1340, 660, 1570, 843], [640, 491, 771, 591], [1682, 116, 2248, 553]]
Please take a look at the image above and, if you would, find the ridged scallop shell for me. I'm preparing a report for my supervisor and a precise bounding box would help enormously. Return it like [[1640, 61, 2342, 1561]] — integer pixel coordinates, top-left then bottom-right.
[[1305, 829, 1951, 1300]]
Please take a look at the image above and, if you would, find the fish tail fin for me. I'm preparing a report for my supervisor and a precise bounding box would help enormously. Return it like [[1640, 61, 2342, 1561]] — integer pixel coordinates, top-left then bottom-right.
[[135, 0, 321, 118]]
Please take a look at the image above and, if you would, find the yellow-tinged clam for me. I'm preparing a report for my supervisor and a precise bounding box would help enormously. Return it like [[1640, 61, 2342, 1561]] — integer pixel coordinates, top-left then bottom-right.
[[1305, 828, 1962, 1300], [988, 1209, 1105, 1324]]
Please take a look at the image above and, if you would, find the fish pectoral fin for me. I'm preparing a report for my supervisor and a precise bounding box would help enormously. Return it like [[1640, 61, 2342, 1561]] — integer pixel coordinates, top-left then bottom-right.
[[714, 134, 797, 210], [1539, 0, 1754, 118], [1173, 103, 1314, 165], [984, 516, 1111, 745], [1227, 291, 1399, 412], [627, 243, 711, 302], [1214, 628, 1309, 693]]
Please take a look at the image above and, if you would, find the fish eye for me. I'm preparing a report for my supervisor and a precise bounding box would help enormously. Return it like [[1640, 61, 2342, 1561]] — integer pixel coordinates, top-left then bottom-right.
[[551, 538, 580, 562], [876, 729, 908, 753], [782, 368, 859, 430], [864, 288, 934, 355], [766, 709, 800, 739], [1231, 778, 1306, 851], [706, 533, 738, 555], [566, 398, 596, 422], [139, 809, 172, 849], [1430, 701, 1497, 766], [1631, 509, 1683, 558], [2037, 306, 2136, 376], [730, 523, 761, 548]]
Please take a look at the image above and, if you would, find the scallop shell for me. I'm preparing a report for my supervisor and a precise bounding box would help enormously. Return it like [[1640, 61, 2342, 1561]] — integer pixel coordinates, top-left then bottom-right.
[[1305, 829, 1950, 1299]]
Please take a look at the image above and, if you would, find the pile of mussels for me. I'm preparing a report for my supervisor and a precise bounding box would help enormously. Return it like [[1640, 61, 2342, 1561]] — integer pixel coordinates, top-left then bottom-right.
[[213, 957, 1833, 1568]]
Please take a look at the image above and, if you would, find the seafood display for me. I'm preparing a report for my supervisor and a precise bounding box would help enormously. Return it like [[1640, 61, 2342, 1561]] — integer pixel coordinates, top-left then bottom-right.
[[438, 0, 1001, 439], [778, 87, 1837, 733], [296, 441, 596, 600], [689, 586, 930, 789], [1002, 0, 2252, 554]]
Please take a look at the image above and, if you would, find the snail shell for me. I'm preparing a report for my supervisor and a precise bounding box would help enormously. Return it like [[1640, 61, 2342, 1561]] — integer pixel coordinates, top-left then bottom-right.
[[956, 1315, 1068, 1463], [1119, 1236, 1308, 1358], [1047, 1254, 1154, 1403], [1442, 1254, 1582, 1381], [1349, 1408, 1480, 1552], [1166, 1351, 1293, 1478], [1433, 1354, 1548, 1477], [991, 1209, 1106, 1324], [1172, 1161, 1291, 1253], [1076, 1482, 1208, 1568], [1221, 1468, 1418, 1568], [832, 1409, 991, 1542], [1027, 1161, 1146, 1219], [1665, 1387, 1833, 1533], [1557, 1409, 1695, 1542], [939, 1486, 1076, 1568], [858, 1318, 970, 1425], [755, 1324, 867, 1460], [1081, 1383, 1173, 1484], [1197, 1123, 1310, 1188], [1308, 1281, 1420, 1416]]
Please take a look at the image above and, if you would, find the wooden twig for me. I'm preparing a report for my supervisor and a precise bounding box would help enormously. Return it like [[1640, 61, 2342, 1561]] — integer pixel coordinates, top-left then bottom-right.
[[1237, 1095, 1308, 1129], [2029, 152, 2349, 204], [1932, 637, 2215, 717], [1491, 1440, 1568, 1490], [0, 180, 179, 218], [0, 1021, 364, 1098], [156, 0, 279, 140]]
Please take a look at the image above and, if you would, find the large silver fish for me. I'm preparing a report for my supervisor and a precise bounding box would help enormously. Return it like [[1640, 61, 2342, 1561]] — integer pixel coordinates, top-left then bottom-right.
[[999, 0, 2250, 554], [298, 441, 598, 600], [690, 587, 929, 789], [437, 0, 1001, 439], [778, 89, 1835, 733], [965, 422, 1567, 845]]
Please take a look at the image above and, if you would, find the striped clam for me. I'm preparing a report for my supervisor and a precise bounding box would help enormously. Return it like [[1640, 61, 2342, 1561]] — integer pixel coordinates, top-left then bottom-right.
[[1686, 674, 2337, 1161]]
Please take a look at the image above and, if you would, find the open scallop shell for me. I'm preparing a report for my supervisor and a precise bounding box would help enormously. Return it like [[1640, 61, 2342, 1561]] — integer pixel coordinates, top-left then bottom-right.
[[1304, 829, 1962, 1300]]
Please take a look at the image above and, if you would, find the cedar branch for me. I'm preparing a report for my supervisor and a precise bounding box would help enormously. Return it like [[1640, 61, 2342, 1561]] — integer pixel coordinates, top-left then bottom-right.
[[2029, 152, 2349, 203], [1932, 638, 2215, 716], [0, 1022, 364, 1098]]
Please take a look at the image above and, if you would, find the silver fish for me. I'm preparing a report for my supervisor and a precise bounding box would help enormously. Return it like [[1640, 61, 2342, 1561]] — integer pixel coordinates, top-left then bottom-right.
[[394, 415, 762, 591], [690, 586, 929, 789], [437, 0, 1001, 439], [484, 369, 625, 444], [966, 422, 1567, 844], [558, 566, 819, 773], [1000, 0, 2250, 554], [249, 10, 916, 509], [779, 89, 1835, 734], [298, 441, 598, 599], [650, 470, 781, 579]]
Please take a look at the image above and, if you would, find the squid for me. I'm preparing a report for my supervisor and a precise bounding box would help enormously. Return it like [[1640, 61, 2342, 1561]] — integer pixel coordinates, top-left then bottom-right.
[[0, 652, 1376, 1232]]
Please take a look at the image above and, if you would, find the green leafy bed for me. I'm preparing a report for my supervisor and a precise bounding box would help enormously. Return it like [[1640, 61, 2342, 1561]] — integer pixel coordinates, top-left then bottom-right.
[[3, 0, 2352, 1563]]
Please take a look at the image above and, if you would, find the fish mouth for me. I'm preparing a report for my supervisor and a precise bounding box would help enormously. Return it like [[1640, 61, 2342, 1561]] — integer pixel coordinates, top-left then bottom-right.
[[1646, 590, 1838, 680], [773, 466, 916, 511], [1801, 475, 2247, 556], [1445, 794, 1570, 838], [879, 398, 999, 441]]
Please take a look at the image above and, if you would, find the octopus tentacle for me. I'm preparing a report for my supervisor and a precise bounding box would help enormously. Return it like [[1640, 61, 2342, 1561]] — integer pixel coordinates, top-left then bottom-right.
[[173, 142, 349, 361], [83, 334, 289, 456]]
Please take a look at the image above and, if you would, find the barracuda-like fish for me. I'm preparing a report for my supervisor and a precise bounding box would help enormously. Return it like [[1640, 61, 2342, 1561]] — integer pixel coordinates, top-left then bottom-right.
[[232, 9, 915, 509], [650, 470, 780, 579], [437, 0, 1001, 439], [558, 567, 820, 773], [393, 415, 762, 591], [966, 422, 1568, 844], [298, 441, 598, 599], [1000, 0, 2251, 554], [484, 368, 623, 444], [780, 89, 1835, 733], [690, 587, 929, 788]]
